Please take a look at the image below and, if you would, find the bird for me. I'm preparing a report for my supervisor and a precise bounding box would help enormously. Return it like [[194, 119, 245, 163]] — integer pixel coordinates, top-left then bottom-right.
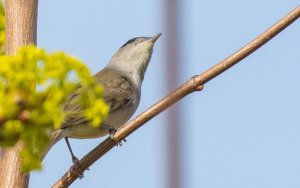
[[41, 33, 161, 164]]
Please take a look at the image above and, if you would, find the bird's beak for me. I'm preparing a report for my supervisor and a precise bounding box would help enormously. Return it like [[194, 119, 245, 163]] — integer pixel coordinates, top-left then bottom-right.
[[150, 33, 162, 43]]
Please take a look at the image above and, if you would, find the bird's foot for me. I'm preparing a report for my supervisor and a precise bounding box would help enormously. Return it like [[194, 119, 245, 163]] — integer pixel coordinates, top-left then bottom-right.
[[71, 157, 84, 179], [71, 156, 89, 179], [109, 128, 127, 146]]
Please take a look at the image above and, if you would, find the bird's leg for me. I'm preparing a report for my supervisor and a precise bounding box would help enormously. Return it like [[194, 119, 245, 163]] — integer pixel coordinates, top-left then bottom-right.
[[64, 137, 87, 179], [65, 137, 79, 163]]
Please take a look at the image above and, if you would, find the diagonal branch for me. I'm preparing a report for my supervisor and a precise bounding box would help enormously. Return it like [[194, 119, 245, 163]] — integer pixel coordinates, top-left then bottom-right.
[[52, 5, 300, 188]]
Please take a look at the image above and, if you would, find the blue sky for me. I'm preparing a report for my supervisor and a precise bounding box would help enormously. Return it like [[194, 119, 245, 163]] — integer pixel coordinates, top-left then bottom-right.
[[30, 1, 300, 187]]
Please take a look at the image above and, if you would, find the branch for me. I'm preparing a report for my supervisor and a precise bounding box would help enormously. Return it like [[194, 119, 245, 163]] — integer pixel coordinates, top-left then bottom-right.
[[52, 5, 300, 188]]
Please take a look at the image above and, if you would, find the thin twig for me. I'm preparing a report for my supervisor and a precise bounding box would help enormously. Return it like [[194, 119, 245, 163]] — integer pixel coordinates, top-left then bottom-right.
[[52, 6, 300, 188]]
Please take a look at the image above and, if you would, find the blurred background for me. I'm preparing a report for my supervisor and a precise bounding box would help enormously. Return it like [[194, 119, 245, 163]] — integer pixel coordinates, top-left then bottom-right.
[[30, 1, 300, 188]]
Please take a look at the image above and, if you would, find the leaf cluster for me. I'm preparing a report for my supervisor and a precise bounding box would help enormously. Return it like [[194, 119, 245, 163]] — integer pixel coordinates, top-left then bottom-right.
[[0, 3, 108, 172]]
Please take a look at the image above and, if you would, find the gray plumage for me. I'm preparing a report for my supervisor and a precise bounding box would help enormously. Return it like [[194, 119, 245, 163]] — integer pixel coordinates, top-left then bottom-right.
[[41, 33, 161, 160]]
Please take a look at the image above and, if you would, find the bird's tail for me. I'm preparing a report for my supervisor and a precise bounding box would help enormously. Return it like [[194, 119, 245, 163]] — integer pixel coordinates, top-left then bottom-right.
[[41, 129, 64, 161]]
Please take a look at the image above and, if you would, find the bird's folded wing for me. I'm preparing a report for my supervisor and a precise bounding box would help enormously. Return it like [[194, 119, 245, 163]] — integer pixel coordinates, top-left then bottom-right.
[[60, 69, 134, 129]]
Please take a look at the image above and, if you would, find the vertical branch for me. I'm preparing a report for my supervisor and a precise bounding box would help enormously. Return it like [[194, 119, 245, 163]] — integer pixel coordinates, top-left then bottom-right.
[[0, 0, 38, 188], [164, 0, 182, 188], [0, 142, 29, 188], [5, 0, 38, 55]]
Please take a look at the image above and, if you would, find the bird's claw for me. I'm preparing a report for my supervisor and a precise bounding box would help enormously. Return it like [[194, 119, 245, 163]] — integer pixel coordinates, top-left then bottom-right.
[[117, 138, 127, 146]]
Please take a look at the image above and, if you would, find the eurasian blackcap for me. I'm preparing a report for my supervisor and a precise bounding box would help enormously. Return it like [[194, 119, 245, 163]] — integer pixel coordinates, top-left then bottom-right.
[[42, 33, 161, 161]]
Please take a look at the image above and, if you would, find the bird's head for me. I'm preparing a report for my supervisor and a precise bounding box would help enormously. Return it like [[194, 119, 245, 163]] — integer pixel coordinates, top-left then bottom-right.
[[106, 33, 161, 84]]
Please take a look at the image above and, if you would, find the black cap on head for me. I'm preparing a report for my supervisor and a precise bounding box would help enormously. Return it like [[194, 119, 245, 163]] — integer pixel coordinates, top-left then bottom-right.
[[121, 38, 139, 48], [120, 37, 149, 49]]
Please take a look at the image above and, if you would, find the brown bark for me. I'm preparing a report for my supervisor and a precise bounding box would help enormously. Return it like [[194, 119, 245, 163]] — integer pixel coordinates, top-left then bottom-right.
[[0, 0, 38, 188], [5, 0, 38, 55]]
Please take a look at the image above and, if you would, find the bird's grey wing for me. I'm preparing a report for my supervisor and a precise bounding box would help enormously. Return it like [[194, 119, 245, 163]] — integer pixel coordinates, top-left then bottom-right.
[[60, 69, 135, 129], [100, 74, 135, 113]]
